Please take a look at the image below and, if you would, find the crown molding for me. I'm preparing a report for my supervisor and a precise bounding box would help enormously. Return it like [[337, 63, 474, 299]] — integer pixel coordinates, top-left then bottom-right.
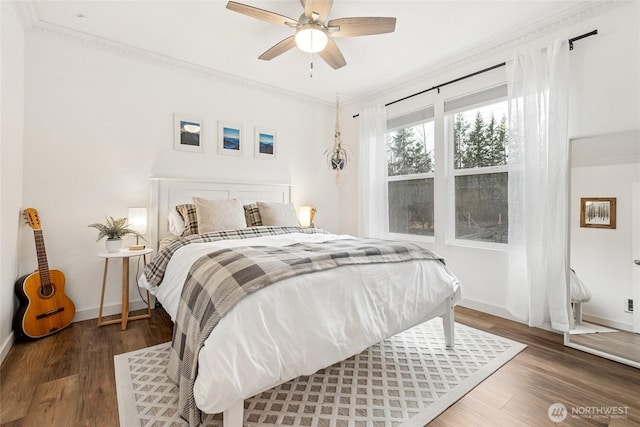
[[25, 18, 333, 108], [345, 0, 626, 109]]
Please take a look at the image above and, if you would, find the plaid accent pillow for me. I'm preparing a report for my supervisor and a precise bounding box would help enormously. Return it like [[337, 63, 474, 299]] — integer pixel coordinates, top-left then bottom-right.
[[243, 203, 263, 227], [175, 204, 198, 236]]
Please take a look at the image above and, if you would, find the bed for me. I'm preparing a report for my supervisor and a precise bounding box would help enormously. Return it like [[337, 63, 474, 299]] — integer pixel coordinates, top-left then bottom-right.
[[139, 178, 463, 427]]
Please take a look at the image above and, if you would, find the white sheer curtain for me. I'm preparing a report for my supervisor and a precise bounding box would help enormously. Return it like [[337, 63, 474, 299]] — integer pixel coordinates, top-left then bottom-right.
[[506, 39, 571, 331], [357, 105, 388, 238]]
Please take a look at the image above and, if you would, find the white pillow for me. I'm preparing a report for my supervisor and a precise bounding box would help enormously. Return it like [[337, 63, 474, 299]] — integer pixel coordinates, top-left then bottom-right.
[[257, 201, 300, 227], [193, 197, 246, 233], [168, 208, 185, 236]]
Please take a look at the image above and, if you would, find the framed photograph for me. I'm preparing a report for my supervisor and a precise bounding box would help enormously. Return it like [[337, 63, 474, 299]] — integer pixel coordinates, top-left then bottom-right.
[[174, 114, 204, 152], [255, 127, 276, 159], [580, 197, 616, 229], [218, 122, 243, 157]]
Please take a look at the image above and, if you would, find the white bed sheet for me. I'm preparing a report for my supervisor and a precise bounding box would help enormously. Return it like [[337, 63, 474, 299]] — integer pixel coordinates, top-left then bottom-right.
[[139, 232, 462, 415]]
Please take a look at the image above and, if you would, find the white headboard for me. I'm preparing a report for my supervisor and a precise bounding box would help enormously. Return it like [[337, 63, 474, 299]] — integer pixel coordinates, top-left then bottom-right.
[[148, 178, 293, 249]]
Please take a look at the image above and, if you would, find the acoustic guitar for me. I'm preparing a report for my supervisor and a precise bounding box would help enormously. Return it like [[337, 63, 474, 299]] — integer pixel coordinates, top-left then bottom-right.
[[13, 208, 76, 340]]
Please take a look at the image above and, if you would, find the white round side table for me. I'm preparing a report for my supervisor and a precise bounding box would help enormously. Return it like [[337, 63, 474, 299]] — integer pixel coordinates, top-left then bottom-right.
[[96, 247, 153, 330]]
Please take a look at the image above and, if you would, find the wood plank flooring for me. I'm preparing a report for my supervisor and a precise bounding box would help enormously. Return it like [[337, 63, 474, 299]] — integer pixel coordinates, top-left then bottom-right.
[[1, 306, 638, 426], [570, 329, 640, 364]]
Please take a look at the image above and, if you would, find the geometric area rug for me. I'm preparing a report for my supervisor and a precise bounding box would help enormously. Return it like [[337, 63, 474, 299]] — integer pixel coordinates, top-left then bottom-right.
[[115, 319, 526, 427]]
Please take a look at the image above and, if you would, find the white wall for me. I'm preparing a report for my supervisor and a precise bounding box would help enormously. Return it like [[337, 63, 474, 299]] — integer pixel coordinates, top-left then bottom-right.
[[19, 30, 337, 323], [338, 2, 640, 321], [0, 2, 26, 362]]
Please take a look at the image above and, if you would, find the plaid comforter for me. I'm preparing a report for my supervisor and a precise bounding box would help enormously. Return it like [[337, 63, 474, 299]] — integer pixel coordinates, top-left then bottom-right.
[[166, 237, 444, 426], [143, 226, 328, 288]]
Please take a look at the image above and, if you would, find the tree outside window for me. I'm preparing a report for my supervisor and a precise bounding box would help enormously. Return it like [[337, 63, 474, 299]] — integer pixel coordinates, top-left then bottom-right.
[[386, 121, 434, 236], [451, 101, 508, 244]]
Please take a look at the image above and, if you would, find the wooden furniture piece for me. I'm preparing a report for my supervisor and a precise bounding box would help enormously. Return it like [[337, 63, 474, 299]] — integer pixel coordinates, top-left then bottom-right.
[[97, 248, 153, 330]]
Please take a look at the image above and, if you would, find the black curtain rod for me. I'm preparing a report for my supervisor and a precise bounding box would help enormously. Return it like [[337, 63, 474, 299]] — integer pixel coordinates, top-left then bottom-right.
[[352, 29, 597, 118]]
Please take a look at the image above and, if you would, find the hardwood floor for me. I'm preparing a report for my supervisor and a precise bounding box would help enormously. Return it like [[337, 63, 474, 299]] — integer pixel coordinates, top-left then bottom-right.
[[570, 329, 640, 365], [1, 306, 638, 426]]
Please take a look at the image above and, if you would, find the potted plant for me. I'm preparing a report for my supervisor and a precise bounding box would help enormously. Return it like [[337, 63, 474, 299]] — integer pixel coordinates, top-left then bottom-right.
[[88, 216, 145, 253]]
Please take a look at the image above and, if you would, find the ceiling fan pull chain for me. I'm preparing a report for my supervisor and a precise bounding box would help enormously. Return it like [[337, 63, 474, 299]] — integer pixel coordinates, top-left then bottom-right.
[[309, 52, 314, 78]]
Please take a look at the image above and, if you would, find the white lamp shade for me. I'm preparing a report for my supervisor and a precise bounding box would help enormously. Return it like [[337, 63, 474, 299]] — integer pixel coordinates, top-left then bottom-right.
[[295, 25, 328, 53], [128, 207, 147, 235], [298, 206, 312, 228]]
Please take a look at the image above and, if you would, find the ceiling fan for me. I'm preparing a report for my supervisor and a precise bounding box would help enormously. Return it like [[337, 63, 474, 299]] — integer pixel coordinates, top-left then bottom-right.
[[226, 0, 397, 70]]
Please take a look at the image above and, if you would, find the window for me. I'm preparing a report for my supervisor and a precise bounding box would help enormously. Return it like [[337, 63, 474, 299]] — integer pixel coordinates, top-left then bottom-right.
[[386, 107, 435, 237], [445, 85, 508, 244]]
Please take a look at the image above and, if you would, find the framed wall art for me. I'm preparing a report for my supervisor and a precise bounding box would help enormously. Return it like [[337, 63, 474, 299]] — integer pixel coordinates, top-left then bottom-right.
[[174, 114, 204, 152], [580, 197, 616, 229], [255, 127, 276, 159], [218, 122, 243, 157]]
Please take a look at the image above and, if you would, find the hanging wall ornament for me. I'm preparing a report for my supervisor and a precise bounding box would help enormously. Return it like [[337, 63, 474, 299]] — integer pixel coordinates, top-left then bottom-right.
[[325, 95, 349, 184]]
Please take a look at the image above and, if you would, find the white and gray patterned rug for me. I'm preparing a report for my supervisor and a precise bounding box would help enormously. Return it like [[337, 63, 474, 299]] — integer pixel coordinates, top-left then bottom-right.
[[115, 319, 526, 427]]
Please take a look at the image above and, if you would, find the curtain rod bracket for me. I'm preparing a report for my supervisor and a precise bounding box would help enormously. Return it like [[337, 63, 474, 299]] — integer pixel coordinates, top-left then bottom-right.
[[568, 29, 597, 51]]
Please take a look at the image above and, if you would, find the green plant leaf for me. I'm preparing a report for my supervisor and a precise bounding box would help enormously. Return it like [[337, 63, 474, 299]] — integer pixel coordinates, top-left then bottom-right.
[[88, 216, 146, 241]]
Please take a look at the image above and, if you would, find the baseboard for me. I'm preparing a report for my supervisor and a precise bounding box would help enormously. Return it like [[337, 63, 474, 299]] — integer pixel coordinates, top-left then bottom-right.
[[459, 299, 634, 334], [458, 298, 560, 334], [73, 299, 151, 323], [457, 298, 522, 323], [581, 313, 633, 332], [0, 331, 15, 365]]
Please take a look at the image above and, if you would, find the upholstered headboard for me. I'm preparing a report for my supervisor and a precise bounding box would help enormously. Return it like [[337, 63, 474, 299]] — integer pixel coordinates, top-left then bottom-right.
[[148, 178, 293, 250]]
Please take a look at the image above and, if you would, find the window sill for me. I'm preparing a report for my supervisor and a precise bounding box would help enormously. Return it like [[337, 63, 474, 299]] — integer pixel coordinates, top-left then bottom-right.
[[445, 238, 508, 252], [383, 232, 436, 244]]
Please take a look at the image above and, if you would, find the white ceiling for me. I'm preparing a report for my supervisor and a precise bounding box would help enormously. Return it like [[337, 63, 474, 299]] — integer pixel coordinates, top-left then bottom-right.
[[27, 0, 595, 104]]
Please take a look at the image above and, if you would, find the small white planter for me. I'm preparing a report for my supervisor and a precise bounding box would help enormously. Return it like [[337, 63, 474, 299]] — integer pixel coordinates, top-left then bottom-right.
[[105, 238, 123, 253]]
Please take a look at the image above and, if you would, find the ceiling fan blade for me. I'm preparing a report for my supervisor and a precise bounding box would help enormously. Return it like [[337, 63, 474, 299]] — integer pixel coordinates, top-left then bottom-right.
[[258, 36, 297, 61], [304, 0, 333, 22], [318, 37, 346, 69], [328, 17, 397, 37], [226, 1, 297, 27]]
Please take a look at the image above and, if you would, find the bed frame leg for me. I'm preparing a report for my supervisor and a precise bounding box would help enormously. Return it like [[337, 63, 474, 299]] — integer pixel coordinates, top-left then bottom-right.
[[223, 400, 243, 427], [442, 296, 455, 349]]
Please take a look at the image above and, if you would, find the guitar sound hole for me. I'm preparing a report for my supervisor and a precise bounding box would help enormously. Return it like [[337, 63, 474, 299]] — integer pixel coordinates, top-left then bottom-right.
[[39, 285, 55, 298]]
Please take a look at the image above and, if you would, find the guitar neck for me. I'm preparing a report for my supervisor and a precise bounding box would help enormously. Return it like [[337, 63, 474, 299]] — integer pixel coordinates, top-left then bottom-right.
[[33, 230, 51, 286]]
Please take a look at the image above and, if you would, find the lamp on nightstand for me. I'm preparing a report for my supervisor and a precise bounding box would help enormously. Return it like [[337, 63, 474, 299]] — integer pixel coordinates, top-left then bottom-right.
[[298, 206, 317, 228], [127, 207, 147, 250]]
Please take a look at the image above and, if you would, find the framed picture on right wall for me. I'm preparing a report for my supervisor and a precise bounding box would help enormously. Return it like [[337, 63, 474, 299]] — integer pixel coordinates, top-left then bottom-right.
[[580, 197, 616, 229]]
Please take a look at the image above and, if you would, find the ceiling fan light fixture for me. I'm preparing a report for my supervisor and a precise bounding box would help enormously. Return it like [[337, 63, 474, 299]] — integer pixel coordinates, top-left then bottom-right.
[[295, 23, 328, 53]]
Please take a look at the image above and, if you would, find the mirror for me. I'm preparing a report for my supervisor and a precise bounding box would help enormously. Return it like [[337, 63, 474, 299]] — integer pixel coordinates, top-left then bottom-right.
[[565, 130, 640, 368]]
